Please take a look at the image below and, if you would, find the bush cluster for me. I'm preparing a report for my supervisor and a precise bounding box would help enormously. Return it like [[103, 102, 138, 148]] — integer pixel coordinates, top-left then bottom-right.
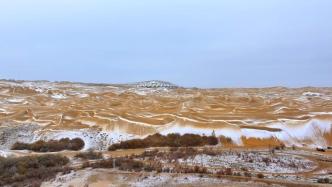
[[171, 164, 209, 174], [89, 154, 211, 174], [12, 138, 85, 152], [89, 157, 145, 172], [217, 169, 265, 179], [0, 154, 70, 186], [75, 150, 103, 160], [108, 133, 218, 151]]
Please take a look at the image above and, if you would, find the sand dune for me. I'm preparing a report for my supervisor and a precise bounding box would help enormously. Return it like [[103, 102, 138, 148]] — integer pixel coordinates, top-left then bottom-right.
[[0, 80, 332, 149]]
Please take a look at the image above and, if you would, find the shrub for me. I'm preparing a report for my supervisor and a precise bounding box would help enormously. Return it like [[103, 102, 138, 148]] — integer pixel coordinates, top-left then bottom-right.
[[225, 168, 233, 175], [317, 178, 330, 184], [199, 167, 208, 174], [217, 169, 225, 176], [141, 149, 159, 157], [108, 133, 218, 151], [241, 167, 248, 172], [11, 142, 30, 150], [280, 143, 286, 149], [0, 154, 70, 186], [275, 143, 286, 150], [316, 147, 326, 152], [91, 158, 114, 169], [262, 157, 271, 165], [117, 159, 144, 171], [234, 172, 241, 176], [219, 135, 233, 145], [257, 173, 264, 179], [167, 147, 198, 160], [82, 161, 91, 168], [75, 150, 103, 160], [163, 167, 171, 173], [207, 136, 219, 145], [244, 172, 252, 178], [143, 164, 155, 172], [12, 138, 85, 152]]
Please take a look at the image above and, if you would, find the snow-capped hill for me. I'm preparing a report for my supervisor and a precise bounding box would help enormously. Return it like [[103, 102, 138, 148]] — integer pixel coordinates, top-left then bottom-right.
[[135, 80, 179, 88]]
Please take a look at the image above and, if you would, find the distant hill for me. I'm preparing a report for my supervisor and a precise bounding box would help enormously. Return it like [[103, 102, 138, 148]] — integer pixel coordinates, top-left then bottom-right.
[[133, 80, 179, 88]]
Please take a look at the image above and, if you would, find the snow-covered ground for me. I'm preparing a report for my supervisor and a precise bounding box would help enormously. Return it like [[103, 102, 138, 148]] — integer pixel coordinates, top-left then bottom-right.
[[51, 93, 67, 99], [0, 122, 138, 152], [132, 173, 223, 187], [35, 129, 137, 150], [178, 152, 315, 174], [42, 168, 282, 187], [0, 123, 41, 150]]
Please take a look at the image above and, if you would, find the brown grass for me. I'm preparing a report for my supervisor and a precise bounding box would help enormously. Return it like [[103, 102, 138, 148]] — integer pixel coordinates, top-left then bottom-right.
[[75, 150, 103, 160], [241, 136, 283, 148], [219, 135, 235, 147]]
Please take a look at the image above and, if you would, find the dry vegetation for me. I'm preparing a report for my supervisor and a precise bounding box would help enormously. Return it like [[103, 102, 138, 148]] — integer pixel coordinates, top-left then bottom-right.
[[11, 138, 85, 152], [241, 136, 284, 148], [317, 178, 330, 184], [82, 148, 208, 174], [219, 135, 233, 146], [108, 133, 218, 151], [0, 154, 70, 187], [83, 148, 271, 179], [87, 157, 145, 172], [75, 150, 103, 160]]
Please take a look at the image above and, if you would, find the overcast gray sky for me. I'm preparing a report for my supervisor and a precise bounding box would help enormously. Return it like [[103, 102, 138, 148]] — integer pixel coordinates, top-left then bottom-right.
[[0, 0, 331, 88]]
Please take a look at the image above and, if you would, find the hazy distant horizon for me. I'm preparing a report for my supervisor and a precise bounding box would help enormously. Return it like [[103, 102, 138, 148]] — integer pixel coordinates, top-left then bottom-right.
[[1, 0, 331, 88]]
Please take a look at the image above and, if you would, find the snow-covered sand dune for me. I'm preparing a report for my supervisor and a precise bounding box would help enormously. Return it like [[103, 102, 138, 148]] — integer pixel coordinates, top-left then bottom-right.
[[160, 118, 332, 148], [0, 80, 332, 150]]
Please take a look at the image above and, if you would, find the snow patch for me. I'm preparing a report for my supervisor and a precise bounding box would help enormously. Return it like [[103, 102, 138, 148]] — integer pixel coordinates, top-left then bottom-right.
[[179, 152, 315, 174], [302, 92, 322, 97], [7, 98, 25, 103], [270, 119, 332, 147], [0, 150, 13, 158], [34, 129, 137, 150], [159, 124, 243, 144], [51, 93, 67, 99]]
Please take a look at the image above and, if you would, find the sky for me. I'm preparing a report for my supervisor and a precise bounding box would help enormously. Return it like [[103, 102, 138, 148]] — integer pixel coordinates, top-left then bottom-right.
[[0, 0, 331, 88]]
